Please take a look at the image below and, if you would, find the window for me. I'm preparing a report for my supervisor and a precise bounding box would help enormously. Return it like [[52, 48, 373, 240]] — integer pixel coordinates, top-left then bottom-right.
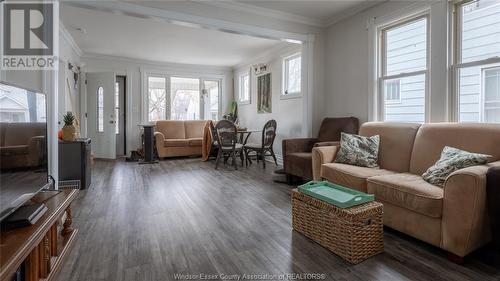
[[170, 77, 200, 120], [97, 87, 104, 132], [385, 79, 401, 103], [455, 0, 500, 123], [115, 82, 119, 134], [283, 53, 301, 96], [147, 76, 166, 122], [379, 16, 428, 123], [239, 72, 250, 104]]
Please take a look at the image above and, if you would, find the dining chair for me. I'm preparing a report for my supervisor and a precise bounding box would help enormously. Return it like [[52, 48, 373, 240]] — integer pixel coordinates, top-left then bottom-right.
[[215, 120, 244, 170], [244, 119, 277, 168], [209, 121, 219, 158]]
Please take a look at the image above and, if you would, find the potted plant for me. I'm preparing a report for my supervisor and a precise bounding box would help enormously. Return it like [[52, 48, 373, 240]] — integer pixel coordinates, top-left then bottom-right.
[[62, 112, 76, 141]]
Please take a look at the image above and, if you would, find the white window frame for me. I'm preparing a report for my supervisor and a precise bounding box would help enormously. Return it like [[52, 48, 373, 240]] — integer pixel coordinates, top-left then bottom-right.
[[238, 71, 250, 105], [377, 14, 430, 122], [451, 0, 500, 122], [141, 69, 224, 123], [282, 52, 302, 99]]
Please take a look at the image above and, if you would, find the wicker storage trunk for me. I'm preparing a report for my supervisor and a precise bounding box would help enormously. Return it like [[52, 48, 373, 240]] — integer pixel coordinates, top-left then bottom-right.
[[291, 188, 384, 264]]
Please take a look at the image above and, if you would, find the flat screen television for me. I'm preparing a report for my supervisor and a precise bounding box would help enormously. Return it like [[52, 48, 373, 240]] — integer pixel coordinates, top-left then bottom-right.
[[0, 81, 49, 222]]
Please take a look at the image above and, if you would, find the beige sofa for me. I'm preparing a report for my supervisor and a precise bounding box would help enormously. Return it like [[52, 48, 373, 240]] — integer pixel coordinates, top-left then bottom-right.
[[312, 122, 500, 258], [0, 122, 46, 169], [154, 120, 207, 158]]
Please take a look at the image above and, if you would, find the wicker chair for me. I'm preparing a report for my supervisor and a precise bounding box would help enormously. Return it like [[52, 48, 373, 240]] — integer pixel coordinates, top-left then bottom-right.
[[215, 120, 244, 170], [209, 121, 219, 158], [244, 119, 277, 168]]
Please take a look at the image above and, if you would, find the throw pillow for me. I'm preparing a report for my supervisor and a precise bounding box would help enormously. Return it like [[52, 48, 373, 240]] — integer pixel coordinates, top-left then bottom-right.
[[334, 133, 380, 168], [422, 146, 492, 187]]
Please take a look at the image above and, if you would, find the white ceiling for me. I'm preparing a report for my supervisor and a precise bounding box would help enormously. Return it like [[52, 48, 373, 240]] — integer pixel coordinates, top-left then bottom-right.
[[60, 5, 287, 67], [237, 0, 369, 22]]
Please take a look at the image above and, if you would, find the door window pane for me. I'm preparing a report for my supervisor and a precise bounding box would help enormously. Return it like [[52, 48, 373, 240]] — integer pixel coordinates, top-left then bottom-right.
[[460, 1, 500, 64], [115, 82, 119, 134], [97, 87, 104, 132], [203, 80, 219, 120], [170, 77, 200, 120], [148, 77, 166, 122], [385, 17, 427, 76], [384, 74, 425, 123]]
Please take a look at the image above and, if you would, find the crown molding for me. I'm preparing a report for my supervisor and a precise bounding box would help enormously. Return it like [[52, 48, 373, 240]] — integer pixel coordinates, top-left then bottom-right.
[[325, 0, 387, 27], [59, 22, 83, 57], [82, 53, 233, 73], [197, 1, 324, 28]]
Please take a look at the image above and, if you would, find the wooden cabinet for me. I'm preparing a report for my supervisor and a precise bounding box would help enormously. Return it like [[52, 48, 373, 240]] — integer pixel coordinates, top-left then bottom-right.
[[0, 190, 78, 281]]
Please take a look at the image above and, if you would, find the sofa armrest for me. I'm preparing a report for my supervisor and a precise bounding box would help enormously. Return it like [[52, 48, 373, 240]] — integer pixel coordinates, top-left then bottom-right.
[[282, 138, 318, 154], [28, 135, 45, 166], [311, 146, 339, 181], [441, 161, 500, 257], [154, 131, 165, 142]]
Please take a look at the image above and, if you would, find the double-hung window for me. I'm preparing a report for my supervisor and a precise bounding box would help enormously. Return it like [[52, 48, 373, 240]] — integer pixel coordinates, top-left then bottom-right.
[[283, 53, 301, 97], [454, 0, 500, 123], [239, 72, 250, 104], [378, 15, 429, 123]]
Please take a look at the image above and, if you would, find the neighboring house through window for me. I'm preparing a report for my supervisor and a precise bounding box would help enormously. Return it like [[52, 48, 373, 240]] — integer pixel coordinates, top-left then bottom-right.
[[239, 72, 250, 104], [283, 53, 301, 97], [378, 15, 429, 123], [455, 0, 500, 123]]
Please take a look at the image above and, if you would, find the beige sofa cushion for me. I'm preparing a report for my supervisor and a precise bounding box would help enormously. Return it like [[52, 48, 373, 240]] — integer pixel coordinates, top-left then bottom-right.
[[187, 138, 202, 147], [367, 173, 443, 218], [156, 121, 185, 139], [409, 123, 500, 175], [185, 120, 207, 139], [359, 122, 421, 173], [164, 139, 189, 147], [321, 163, 395, 192]]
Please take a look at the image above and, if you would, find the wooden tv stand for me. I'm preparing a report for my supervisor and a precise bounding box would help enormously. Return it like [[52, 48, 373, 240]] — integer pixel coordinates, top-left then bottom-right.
[[0, 189, 78, 281]]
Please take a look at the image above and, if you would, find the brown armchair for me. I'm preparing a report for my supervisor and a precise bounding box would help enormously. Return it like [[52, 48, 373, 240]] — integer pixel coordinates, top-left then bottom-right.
[[282, 117, 359, 181]]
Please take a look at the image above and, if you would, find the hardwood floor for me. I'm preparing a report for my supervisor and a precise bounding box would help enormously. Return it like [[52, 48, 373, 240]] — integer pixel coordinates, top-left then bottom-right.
[[55, 158, 500, 281]]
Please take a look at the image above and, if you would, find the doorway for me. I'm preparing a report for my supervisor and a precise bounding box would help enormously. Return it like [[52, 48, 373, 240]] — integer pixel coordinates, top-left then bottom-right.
[[115, 76, 126, 156]]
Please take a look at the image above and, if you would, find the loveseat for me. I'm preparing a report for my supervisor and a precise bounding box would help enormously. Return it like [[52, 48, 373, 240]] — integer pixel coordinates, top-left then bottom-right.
[[154, 120, 208, 158], [0, 122, 46, 169], [312, 122, 500, 258]]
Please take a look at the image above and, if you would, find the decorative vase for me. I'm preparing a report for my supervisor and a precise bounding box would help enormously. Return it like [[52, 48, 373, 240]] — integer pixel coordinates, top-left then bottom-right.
[[62, 125, 76, 141]]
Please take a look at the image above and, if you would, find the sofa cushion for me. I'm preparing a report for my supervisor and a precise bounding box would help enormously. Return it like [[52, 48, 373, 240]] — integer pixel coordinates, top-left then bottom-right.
[[360, 122, 421, 173], [286, 152, 313, 180], [367, 173, 443, 218], [185, 120, 207, 139], [0, 145, 29, 156], [187, 138, 202, 147], [321, 163, 395, 192], [156, 121, 185, 139], [422, 146, 492, 187], [410, 123, 500, 175], [334, 133, 380, 168], [164, 139, 189, 147]]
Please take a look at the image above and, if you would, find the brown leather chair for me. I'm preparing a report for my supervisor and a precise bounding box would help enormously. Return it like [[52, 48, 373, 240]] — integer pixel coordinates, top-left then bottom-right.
[[282, 117, 359, 181]]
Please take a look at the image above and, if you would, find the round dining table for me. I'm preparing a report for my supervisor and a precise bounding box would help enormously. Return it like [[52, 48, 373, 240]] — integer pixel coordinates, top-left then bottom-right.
[[236, 129, 261, 145]]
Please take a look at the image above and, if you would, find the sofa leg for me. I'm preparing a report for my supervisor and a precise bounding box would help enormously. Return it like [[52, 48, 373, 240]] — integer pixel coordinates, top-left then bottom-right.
[[447, 252, 465, 264]]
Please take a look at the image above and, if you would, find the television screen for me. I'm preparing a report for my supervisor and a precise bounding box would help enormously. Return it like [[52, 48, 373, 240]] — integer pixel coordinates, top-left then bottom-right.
[[0, 81, 49, 222]]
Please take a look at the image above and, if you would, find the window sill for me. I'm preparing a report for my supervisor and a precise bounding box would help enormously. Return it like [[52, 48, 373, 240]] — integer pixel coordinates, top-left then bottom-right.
[[280, 93, 302, 100], [238, 100, 251, 105]]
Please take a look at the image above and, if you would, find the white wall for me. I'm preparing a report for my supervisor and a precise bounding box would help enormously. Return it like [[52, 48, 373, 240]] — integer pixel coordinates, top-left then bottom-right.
[[82, 55, 233, 153], [234, 44, 303, 162], [324, 1, 449, 123]]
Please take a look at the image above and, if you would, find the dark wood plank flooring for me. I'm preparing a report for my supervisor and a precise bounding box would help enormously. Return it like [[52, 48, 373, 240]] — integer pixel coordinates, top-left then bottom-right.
[[55, 158, 500, 281]]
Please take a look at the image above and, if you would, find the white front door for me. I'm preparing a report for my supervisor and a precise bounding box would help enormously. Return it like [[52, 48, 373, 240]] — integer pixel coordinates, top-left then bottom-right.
[[87, 72, 116, 159]]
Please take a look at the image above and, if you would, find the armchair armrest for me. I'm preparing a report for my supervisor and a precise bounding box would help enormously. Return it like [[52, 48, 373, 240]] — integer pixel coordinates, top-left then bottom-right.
[[311, 146, 339, 181], [314, 141, 340, 147], [282, 138, 318, 154], [441, 161, 500, 257]]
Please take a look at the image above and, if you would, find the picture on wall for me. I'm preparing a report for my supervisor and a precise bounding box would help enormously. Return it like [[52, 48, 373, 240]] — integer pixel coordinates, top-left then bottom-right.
[[257, 73, 271, 113]]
